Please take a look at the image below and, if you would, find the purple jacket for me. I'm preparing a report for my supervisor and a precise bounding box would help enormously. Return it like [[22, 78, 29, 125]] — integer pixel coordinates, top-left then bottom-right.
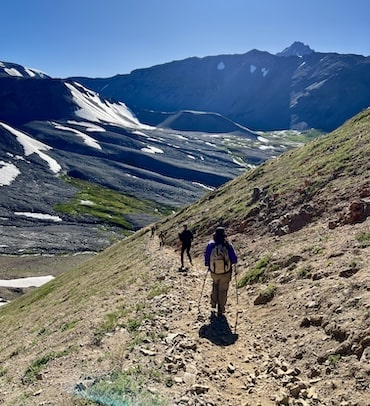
[[204, 240, 238, 269]]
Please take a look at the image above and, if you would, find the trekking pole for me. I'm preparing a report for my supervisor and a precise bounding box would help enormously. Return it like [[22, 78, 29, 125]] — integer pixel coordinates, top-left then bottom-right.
[[197, 269, 209, 313], [234, 264, 239, 335], [234, 264, 239, 305]]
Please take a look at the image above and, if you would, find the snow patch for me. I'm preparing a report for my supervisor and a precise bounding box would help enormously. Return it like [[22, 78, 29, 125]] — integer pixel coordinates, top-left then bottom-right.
[[4, 67, 22, 77], [132, 130, 150, 138], [0, 122, 61, 173], [24, 68, 36, 77], [250, 65, 257, 74], [0, 275, 54, 288], [257, 135, 269, 143], [80, 200, 95, 206], [67, 121, 106, 132], [141, 145, 164, 154], [259, 145, 275, 151], [14, 212, 63, 222], [0, 161, 21, 186], [192, 182, 214, 191], [65, 82, 153, 130], [52, 122, 102, 150], [217, 61, 225, 70], [232, 158, 247, 167], [262, 67, 269, 77]]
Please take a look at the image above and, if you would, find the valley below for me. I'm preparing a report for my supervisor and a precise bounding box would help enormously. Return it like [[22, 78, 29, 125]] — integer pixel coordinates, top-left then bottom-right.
[[0, 251, 95, 305]]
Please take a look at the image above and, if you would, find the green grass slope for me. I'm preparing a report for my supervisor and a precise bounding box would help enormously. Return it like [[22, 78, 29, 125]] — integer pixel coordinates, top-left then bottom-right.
[[0, 109, 369, 405]]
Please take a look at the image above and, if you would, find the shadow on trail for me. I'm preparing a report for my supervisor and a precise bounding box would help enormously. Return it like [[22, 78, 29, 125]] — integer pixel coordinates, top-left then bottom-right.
[[199, 313, 238, 346]]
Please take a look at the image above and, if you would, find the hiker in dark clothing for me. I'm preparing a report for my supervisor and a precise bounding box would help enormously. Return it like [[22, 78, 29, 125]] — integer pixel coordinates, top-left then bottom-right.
[[178, 224, 194, 268], [158, 231, 166, 248], [204, 226, 237, 317]]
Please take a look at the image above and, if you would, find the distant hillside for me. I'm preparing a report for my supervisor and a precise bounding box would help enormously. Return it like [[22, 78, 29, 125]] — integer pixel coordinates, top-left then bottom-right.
[[0, 109, 368, 405], [157, 110, 258, 136], [73, 42, 370, 132], [2, 61, 302, 254]]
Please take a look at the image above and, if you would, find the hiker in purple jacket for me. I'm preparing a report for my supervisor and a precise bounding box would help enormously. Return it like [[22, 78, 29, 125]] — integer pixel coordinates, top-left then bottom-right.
[[204, 226, 237, 317]]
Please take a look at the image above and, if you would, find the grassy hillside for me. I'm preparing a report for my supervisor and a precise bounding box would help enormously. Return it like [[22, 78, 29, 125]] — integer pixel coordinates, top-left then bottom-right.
[[0, 109, 369, 405]]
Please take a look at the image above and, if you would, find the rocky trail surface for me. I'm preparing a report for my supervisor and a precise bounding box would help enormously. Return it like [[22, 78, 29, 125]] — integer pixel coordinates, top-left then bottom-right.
[[73, 231, 369, 406], [129, 235, 369, 406]]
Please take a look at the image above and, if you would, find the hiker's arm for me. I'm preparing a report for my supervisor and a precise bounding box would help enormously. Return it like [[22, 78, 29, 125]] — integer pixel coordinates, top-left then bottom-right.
[[228, 244, 238, 264], [204, 242, 213, 267]]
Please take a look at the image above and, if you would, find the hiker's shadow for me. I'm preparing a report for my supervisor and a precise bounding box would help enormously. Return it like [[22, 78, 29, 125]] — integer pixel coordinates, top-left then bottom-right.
[[199, 313, 238, 346]]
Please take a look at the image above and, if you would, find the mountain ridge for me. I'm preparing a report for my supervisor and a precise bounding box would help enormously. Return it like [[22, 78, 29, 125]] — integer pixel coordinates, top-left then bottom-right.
[[73, 43, 370, 132]]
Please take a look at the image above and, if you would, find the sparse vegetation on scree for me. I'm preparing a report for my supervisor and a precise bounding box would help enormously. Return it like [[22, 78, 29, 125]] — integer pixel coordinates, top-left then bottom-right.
[[0, 109, 369, 405]]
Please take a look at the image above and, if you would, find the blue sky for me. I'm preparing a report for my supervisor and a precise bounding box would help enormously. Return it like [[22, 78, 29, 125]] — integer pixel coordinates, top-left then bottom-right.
[[2, 0, 369, 78]]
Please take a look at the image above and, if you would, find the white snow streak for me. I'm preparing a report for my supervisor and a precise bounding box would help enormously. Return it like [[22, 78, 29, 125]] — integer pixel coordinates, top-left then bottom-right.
[[262, 67, 269, 77], [192, 182, 214, 191], [257, 135, 269, 143], [232, 158, 247, 167], [0, 122, 61, 173], [24, 68, 36, 77], [141, 145, 164, 154], [52, 122, 102, 150], [67, 121, 106, 132], [14, 212, 63, 222]]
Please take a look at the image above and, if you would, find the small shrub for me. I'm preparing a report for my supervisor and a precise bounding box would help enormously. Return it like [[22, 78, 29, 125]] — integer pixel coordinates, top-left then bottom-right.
[[328, 354, 341, 366], [23, 351, 68, 384], [147, 283, 170, 299], [61, 320, 78, 331], [356, 231, 370, 246], [254, 284, 276, 305], [0, 367, 8, 377], [237, 256, 270, 288], [126, 318, 142, 332], [297, 266, 312, 279], [95, 308, 128, 340]]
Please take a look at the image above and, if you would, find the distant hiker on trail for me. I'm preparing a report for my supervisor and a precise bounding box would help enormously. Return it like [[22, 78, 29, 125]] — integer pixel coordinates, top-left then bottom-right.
[[158, 231, 166, 248], [178, 224, 194, 269], [204, 226, 237, 317], [150, 225, 156, 238]]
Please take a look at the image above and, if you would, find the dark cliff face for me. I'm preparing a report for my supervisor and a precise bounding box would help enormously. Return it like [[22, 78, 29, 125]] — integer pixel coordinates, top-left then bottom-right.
[[0, 77, 75, 125], [289, 53, 370, 130], [73, 49, 370, 132]]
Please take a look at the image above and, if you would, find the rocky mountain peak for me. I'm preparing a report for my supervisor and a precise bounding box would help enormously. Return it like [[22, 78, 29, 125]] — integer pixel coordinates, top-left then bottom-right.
[[277, 41, 314, 57]]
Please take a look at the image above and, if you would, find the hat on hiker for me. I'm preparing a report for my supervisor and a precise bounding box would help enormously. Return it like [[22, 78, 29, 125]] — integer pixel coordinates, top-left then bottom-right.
[[215, 226, 226, 236]]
